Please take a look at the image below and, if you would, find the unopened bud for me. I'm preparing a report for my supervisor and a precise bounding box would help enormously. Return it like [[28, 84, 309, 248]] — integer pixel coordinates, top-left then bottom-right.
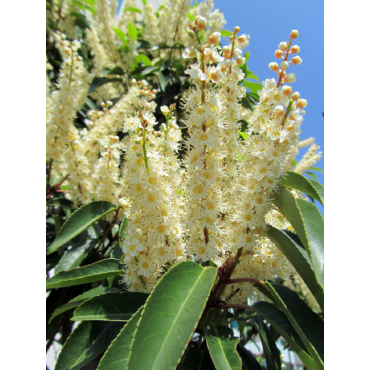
[[269, 62, 279, 72], [131, 78, 137, 85], [234, 26, 240, 34], [290, 45, 300, 54], [280, 61, 289, 70], [238, 35, 246, 43], [292, 92, 300, 101], [209, 32, 221, 45], [187, 29, 195, 38], [292, 56, 302, 65], [274, 106, 285, 116], [100, 102, 105, 107], [290, 30, 299, 39], [196, 16, 207, 30], [284, 73, 296, 83], [107, 101, 113, 107], [275, 50, 284, 58], [282, 86, 292, 96], [278, 42, 288, 51], [297, 99, 307, 108]]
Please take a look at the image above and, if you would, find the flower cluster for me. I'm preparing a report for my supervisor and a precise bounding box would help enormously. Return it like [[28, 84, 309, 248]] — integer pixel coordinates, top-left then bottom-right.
[[46, 4, 322, 304]]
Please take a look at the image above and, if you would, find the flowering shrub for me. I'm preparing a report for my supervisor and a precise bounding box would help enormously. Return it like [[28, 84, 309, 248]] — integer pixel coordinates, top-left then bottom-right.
[[46, 1, 324, 369]]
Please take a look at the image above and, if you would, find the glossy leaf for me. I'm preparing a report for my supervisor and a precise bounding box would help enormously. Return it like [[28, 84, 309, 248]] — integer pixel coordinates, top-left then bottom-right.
[[159, 71, 171, 92], [97, 308, 142, 370], [243, 81, 263, 94], [49, 287, 121, 323], [305, 171, 317, 180], [128, 22, 137, 40], [279, 171, 324, 207], [220, 30, 233, 37], [135, 54, 152, 66], [239, 131, 248, 140], [206, 325, 242, 370], [266, 226, 323, 311], [88, 77, 122, 94], [124, 6, 141, 13], [272, 187, 324, 289], [126, 261, 217, 370], [236, 343, 263, 370], [112, 27, 127, 44], [46, 253, 62, 273], [47, 201, 116, 254], [103, 66, 124, 76], [55, 239, 97, 274], [264, 283, 324, 369], [46, 259, 122, 289], [179, 347, 215, 370], [72, 292, 148, 321], [119, 217, 128, 247], [252, 301, 317, 370], [253, 316, 281, 370], [55, 321, 125, 370], [309, 166, 323, 173]]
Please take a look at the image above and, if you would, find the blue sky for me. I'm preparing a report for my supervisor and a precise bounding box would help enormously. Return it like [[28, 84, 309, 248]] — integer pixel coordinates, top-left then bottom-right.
[[213, 0, 324, 186]]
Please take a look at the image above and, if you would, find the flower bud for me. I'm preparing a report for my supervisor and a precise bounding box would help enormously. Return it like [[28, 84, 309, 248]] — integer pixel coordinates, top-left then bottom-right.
[[131, 78, 137, 85], [290, 45, 300, 54], [209, 32, 221, 45], [269, 62, 279, 71], [161, 106, 170, 116], [234, 26, 240, 34], [278, 42, 288, 51], [290, 30, 299, 39], [107, 101, 113, 107], [187, 29, 195, 38], [196, 16, 207, 30], [296, 99, 307, 108], [280, 61, 289, 70], [292, 56, 302, 65], [292, 92, 300, 101], [238, 35, 246, 43], [282, 86, 292, 96], [274, 106, 285, 116], [236, 56, 245, 65], [274, 50, 284, 58], [284, 73, 296, 83]]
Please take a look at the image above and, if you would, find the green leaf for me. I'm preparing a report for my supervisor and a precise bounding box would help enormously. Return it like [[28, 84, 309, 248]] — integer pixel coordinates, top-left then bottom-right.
[[253, 316, 281, 370], [55, 239, 97, 274], [243, 81, 263, 94], [179, 347, 215, 370], [266, 226, 323, 311], [135, 54, 152, 66], [46, 253, 62, 273], [159, 71, 171, 92], [263, 283, 324, 369], [244, 51, 250, 63], [236, 343, 263, 370], [71, 0, 85, 12], [88, 77, 122, 94], [280, 171, 324, 207], [97, 308, 142, 370], [187, 13, 195, 22], [126, 261, 217, 370], [309, 167, 323, 173], [55, 321, 125, 370], [49, 287, 121, 323], [103, 66, 125, 76], [79, 0, 95, 6], [124, 6, 141, 13], [72, 292, 148, 321], [112, 27, 127, 44], [252, 301, 318, 370], [70, 11, 90, 29], [245, 70, 259, 81], [239, 131, 248, 140], [220, 30, 233, 37], [119, 217, 128, 247], [272, 187, 324, 289], [305, 171, 317, 180], [46, 259, 122, 289], [306, 179, 324, 206], [128, 22, 137, 40], [47, 201, 116, 254], [205, 325, 242, 370], [241, 96, 254, 111]]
